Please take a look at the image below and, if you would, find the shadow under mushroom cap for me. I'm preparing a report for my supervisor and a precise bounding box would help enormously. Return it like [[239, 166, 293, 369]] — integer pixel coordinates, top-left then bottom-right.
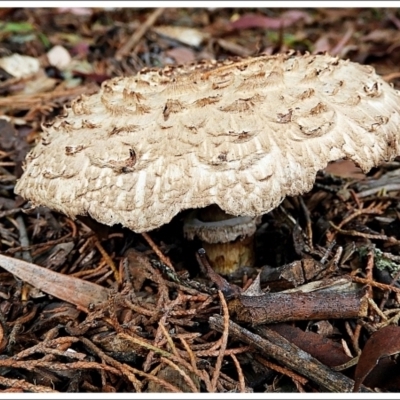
[[15, 51, 400, 232]]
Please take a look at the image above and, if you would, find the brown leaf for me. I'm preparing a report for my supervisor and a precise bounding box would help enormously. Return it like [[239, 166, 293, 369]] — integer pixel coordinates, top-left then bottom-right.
[[312, 35, 332, 54], [71, 70, 111, 85], [354, 325, 400, 392], [269, 323, 352, 368], [0, 254, 109, 311], [362, 356, 400, 392], [230, 10, 312, 31], [164, 47, 197, 65], [30, 302, 81, 332], [57, 7, 93, 16], [324, 159, 366, 180]]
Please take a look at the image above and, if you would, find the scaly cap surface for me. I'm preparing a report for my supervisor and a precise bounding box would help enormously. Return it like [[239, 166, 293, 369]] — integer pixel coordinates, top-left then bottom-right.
[[15, 52, 400, 232]]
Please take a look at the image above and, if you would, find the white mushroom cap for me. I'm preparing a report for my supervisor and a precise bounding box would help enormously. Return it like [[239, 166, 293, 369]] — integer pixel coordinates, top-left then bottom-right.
[[15, 52, 400, 232]]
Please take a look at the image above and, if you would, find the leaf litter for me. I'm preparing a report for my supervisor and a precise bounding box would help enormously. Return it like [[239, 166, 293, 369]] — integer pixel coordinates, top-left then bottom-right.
[[1, 7, 400, 393]]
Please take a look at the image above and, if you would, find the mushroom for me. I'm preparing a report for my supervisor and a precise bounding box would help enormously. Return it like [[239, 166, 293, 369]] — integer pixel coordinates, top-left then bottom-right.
[[15, 52, 400, 275], [183, 205, 259, 275]]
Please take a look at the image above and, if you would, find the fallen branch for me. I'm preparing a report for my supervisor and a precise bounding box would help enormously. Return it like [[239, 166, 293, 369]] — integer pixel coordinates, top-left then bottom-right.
[[228, 289, 368, 325], [209, 315, 372, 393]]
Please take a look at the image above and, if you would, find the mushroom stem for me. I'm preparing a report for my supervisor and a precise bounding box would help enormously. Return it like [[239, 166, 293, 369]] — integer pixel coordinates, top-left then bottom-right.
[[201, 234, 255, 275], [183, 205, 257, 275]]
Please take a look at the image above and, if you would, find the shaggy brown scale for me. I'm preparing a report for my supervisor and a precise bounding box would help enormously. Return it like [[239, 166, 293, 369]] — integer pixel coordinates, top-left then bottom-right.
[[15, 52, 400, 233]]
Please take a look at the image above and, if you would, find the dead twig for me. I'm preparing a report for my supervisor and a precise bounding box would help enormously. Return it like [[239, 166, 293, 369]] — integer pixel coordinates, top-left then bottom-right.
[[210, 290, 230, 392], [335, 205, 384, 231], [344, 321, 362, 356], [230, 353, 246, 393], [364, 248, 374, 299], [93, 238, 120, 283], [0, 358, 122, 376], [179, 337, 201, 377], [0, 83, 98, 113], [255, 354, 308, 387], [209, 315, 372, 392], [5, 234, 74, 255], [0, 208, 22, 218], [15, 215, 32, 263], [0, 376, 58, 393], [116, 8, 165, 60], [329, 221, 400, 245], [350, 276, 400, 295], [382, 71, 400, 82], [141, 232, 175, 272], [159, 356, 200, 393], [119, 332, 172, 358], [330, 27, 354, 56], [79, 336, 142, 392], [13, 337, 79, 360], [298, 196, 313, 250]]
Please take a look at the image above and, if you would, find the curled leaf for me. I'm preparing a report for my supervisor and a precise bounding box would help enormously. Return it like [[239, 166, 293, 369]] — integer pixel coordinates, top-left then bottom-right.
[[354, 325, 400, 392]]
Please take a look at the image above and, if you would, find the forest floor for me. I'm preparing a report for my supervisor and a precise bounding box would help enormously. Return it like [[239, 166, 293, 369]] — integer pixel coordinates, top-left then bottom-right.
[[1, 7, 400, 394]]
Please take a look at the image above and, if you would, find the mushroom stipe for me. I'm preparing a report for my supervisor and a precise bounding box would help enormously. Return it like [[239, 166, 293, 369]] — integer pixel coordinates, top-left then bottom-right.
[[15, 51, 400, 273]]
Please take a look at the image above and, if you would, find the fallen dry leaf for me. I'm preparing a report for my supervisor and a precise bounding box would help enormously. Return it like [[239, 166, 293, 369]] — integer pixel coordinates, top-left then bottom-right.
[[312, 35, 332, 54], [56, 7, 93, 16], [47, 45, 72, 70], [0, 254, 109, 310], [163, 47, 197, 64], [270, 323, 352, 368], [0, 54, 40, 78], [22, 72, 58, 95], [353, 325, 400, 392], [153, 25, 209, 47], [230, 10, 312, 30], [324, 159, 366, 180]]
